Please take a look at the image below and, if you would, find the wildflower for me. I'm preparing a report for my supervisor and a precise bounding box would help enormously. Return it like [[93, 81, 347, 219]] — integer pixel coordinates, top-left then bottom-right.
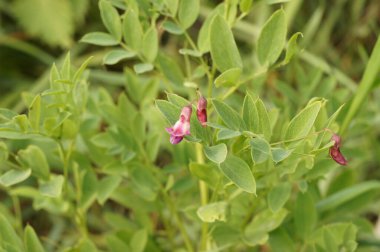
[[165, 105, 192, 144], [329, 133, 347, 166], [196, 93, 207, 127]]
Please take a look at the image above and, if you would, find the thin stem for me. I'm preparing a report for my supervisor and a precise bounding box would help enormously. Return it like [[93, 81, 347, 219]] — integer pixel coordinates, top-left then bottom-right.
[[196, 143, 209, 251], [270, 129, 328, 146], [11, 195, 22, 235]]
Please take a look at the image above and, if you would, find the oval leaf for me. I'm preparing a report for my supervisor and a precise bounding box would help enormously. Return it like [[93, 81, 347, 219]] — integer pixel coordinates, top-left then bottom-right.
[[99, 0, 122, 41], [250, 138, 271, 164], [103, 49, 136, 65], [197, 201, 227, 223], [178, 0, 199, 29], [210, 15, 242, 72], [204, 144, 227, 163], [24, 225, 46, 252], [0, 169, 31, 187], [257, 9, 287, 65], [268, 182, 292, 212], [214, 68, 242, 87], [123, 9, 143, 50], [81, 32, 119, 46], [219, 156, 256, 194], [285, 101, 322, 141], [212, 99, 243, 130]]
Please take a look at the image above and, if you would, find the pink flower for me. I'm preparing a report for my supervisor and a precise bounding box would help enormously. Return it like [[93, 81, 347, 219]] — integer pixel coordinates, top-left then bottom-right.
[[329, 133, 347, 166], [165, 105, 192, 144], [196, 94, 207, 127]]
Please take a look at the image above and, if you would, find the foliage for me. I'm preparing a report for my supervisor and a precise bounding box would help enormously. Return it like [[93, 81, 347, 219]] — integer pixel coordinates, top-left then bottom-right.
[[0, 0, 380, 251]]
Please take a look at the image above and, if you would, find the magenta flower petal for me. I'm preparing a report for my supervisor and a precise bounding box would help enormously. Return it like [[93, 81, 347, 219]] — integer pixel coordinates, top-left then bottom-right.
[[196, 94, 207, 127], [329, 133, 348, 166], [165, 104, 192, 144], [170, 135, 184, 144]]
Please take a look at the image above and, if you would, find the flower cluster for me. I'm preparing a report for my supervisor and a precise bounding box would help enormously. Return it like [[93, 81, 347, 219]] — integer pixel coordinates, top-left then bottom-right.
[[165, 93, 207, 144]]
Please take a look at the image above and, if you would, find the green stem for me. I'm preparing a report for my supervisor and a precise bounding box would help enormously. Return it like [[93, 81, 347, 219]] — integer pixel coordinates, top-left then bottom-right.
[[11, 195, 23, 235], [196, 143, 209, 251], [340, 36, 380, 135]]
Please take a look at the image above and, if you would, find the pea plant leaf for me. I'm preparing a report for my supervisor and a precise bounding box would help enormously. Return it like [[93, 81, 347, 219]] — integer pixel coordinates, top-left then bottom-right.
[[257, 9, 287, 66], [210, 15, 242, 72]]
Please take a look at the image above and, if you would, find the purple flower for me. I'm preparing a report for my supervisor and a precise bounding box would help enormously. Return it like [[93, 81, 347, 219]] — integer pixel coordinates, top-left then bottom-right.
[[329, 133, 348, 166], [196, 93, 207, 127], [165, 105, 192, 144]]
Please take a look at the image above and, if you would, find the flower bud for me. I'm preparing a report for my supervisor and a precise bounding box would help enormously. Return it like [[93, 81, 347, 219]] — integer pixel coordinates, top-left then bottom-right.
[[329, 133, 347, 166], [196, 94, 207, 127]]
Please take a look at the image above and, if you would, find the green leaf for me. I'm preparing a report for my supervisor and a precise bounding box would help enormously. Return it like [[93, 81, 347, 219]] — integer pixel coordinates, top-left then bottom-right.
[[197, 4, 223, 53], [294, 191, 317, 239], [285, 101, 322, 141], [269, 228, 295, 252], [157, 53, 184, 86], [178, 0, 199, 29], [130, 229, 147, 252], [189, 162, 220, 187], [268, 182, 292, 212], [257, 9, 287, 66], [219, 156, 256, 194], [103, 49, 136, 65], [162, 20, 184, 34], [214, 68, 242, 87], [97, 175, 122, 205], [239, 0, 253, 13], [24, 225, 45, 252], [204, 144, 227, 164], [99, 0, 122, 41], [155, 100, 180, 125], [130, 164, 159, 201], [167, 93, 190, 107], [142, 26, 158, 62], [210, 15, 242, 72], [106, 235, 130, 252], [317, 181, 380, 212], [255, 99, 272, 140], [73, 56, 94, 83], [250, 138, 271, 164], [0, 142, 8, 162], [123, 9, 143, 50], [244, 208, 288, 246], [81, 32, 119, 46], [212, 99, 243, 130], [341, 36, 380, 134], [271, 148, 292, 163], [282, 32, 303, 65], [197, 201, 227, 223], [80, 170, 98, 211], [28, 95, 41, 131], [39, 175, 64, 197], [0, 214, 23, 250], [11, 0, 73, 47], [243, 94, 259, 132], [217, 129, 241, 141], [164, 0, 179, 16], [0, 169, 31, 187], [18, 146, 50, 181], [133, 63, 154, 74]]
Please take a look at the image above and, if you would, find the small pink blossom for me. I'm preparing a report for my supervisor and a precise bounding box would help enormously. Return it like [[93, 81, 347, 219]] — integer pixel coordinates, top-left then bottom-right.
[[329, 133, 347, 166], [165, 105, 192, 144], [196, 93, 207, 127]]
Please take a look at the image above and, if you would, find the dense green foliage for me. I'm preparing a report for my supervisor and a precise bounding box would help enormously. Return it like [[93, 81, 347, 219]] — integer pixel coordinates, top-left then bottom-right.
[[1, 0, 380, 251]]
